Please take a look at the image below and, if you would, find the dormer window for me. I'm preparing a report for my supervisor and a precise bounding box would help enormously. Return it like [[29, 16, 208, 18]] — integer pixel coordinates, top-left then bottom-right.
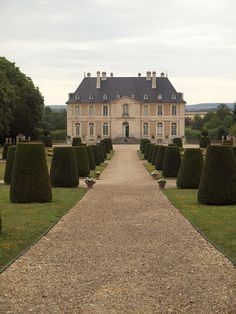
[[172, 93, 177, 100], [116, 94, 121, 99], [131, 94, 135, 99], [89, 95, 94, 101], [103, 94, 108, 100], [144, 94, 149, 100], [75, 94, 80, 100], [157, 94, 162, 101]]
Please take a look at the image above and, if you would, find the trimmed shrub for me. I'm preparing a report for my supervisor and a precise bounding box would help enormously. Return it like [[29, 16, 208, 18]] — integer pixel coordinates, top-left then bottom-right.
[[87, 146, 96, 170], [2, 143, 12, 160], [4, 146, 16, 184], [74, 146, 90, 177], [173, 137, 183, 147], [223, 140, 233, 146], [141, 139, 150, 154], [72, 137, 82, 146], [50, 147, 79, 187], [162, 146, 181, 177], [10, 143, 52, 203], [101, 142, 107, 159], [90, 145, 101, 165], [97, 144, 104, 163], [199, 136, 211, 148], [42, 136, 53, 147], [151, 145, 159, 166], [177, 148, 203, 189], [155, 146, 165, 170], [198, 145, 236, 205], [148, 144, 155, 163], [233, 147, 236, 159], [144, 143, 151, 160], [101, 139, 111, 153]]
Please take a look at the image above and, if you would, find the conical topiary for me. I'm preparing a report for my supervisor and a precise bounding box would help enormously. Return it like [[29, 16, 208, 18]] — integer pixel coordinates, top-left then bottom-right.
[[151, 145, 159, 166], [90, 145, 101, 165], [97, 144, 105, 162], [142, 140, 150, 154], [101, 139, 111, 153], [2, 143, 12, 160], [177, 148, 203, 189], [198, 145, 236, 205], [4, 146, 16, 184], [74, 146, 90, 177], [10, 143, 52, 203], [87, 146, 96, 170], [155, 146, 165, 170], [144, 143, 151, 160], [173, 138, 183, 147], [162, 146, 181, 177], [101, 142, 107, 159], [140, 139, 150, 153], [147, 144, 155, 163], [232, 146, 236, 159], [199, 136, 210, 148], [72, 137, 82, 146], [50, 147, 79, 187]]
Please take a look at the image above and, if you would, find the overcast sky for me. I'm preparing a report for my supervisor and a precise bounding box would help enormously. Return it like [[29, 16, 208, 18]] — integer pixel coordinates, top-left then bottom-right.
[[1, 0, 236, 105]]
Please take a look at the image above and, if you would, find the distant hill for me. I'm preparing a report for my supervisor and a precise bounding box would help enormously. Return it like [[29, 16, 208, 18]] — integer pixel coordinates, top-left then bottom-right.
[[47, 105, 66, 111], [186, 103, 235, 112]]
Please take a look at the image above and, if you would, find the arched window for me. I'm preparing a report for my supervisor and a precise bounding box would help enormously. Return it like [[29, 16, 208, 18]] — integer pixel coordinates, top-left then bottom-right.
[[172, 105, 177, 116], [103, 105, 108, 116], [89, 123, 94, 136], [103, 123, 109, 136], [123, 104, 129, 116], [143, 123, 149, 136], [157, 105, 163, 116], [75, 123, 80, 136], [171, 122, 177, 136], [143, 105, 148, 116], [89, 105, 94, 116], [157, 122, 163, 136], [75, 106, 80, 117]]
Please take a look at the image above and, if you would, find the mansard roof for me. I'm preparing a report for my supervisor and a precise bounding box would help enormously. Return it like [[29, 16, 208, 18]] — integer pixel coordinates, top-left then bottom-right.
[[66, 76, 186, 104]]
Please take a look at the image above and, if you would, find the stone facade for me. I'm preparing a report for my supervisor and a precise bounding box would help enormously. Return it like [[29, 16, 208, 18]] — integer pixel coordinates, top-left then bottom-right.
[[66, 72, 186, 144]]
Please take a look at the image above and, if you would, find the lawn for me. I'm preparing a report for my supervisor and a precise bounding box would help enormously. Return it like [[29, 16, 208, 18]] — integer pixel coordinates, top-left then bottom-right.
[[0, 185, 87, 271], [163, 188, 236, 265]]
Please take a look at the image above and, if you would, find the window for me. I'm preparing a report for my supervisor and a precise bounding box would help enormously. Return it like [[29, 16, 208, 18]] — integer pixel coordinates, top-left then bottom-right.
[[172, 105, 177, 116], [116, 94, 121, 99], [103, 105, 108, 116], [75, 94, 80, 100], [171, 122, 177, 136], [143, 105, 148, 116], [144, 94, 149, 100], [89, 95, 94, 100], [89, 105, 94, 116], [75, 123, 80, 136], [75, 106, 80, 117], [103, 122, 109, 136], [123, 104, 129, 116], [157, 105, 163, 116], [89, 123, 94, 136], [172, 93, 177, 100], [157, 122, 163, 136], [143, 122, 149, 136], [157, 94, 162, 101], [131, 94, 135, 99], [103, 94, 108, 100]]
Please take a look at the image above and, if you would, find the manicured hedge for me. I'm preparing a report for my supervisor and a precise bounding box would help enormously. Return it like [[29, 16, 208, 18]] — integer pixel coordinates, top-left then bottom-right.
[[151, 145, 159, 166], [101, 142, 107, 159], [162, 146, 181, 177], [42, 136, 53, 147], [141, 139, 150, 154], [74, 146, 90, 177], [155, 146, 165, 170], [97, 144, 104, 163], [177, 148, 203, 189], [2, 143, 12, 160], [147, 144, 155, 163], [10, 143, 52, 203], [90, 145, 101, 165], [101, 139, 111, 153], [4, 146, 16, 185], [144, 143, 151, 160], [199, 136, 211, 148], [50, 147, 79, 187], [87, 146, 96, 170], [198, 145, 236, 205], [72, 137, 82, 146], [233, 147, 236, 159], [173, 137, 183, 147]]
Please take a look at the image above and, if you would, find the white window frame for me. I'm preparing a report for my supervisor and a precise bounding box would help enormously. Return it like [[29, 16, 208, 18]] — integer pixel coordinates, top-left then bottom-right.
[[143, 105, 148, 116], [75, 105, 80, 117], [88, 105, 95, 117], [143, 122, 149, 136], [172, 105, 177, 116], [89, 122, 95, 136], [157, 105, 163, 116], [75, 123, 80, 136], [102, 105, 108, 117], [103, 122, 109, 136], [156, 122, 163, 136], [123, 104, 129, 116], [171, 122, 177, 136]]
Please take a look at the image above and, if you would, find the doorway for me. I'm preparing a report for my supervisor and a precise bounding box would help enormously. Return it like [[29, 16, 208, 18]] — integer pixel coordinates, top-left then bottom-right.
[[122, 122, 129, 138]]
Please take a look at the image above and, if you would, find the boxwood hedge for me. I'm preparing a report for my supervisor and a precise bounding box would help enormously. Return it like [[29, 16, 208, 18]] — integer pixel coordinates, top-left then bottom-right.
[[74, 146, 90, 177], [162, 146, 181, 177], [4, 146, 16, 185], [155, 146, 165, 170]]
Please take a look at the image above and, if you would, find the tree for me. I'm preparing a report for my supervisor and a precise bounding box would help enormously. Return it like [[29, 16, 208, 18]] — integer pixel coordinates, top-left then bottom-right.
[[233, 103, 236, 123], [0, 57, 44, 140], [216, 104, 231, 121], [192, 115, 204, 131]]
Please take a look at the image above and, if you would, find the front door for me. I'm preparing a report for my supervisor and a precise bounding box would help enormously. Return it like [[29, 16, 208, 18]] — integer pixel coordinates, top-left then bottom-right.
[[122, 122, 129, 138]]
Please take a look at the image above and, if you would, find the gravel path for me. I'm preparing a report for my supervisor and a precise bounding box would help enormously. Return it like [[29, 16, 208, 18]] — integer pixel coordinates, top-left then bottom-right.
[[1, 145, 235, 313]]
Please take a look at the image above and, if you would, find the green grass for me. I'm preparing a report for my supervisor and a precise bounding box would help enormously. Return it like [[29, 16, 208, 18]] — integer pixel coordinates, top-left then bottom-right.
[[106, 150, 115, 160], [163, 188, 236, 265], [0, 185, 87, 271], [0, 161, 5, 180], [137, 150, 145, 160]]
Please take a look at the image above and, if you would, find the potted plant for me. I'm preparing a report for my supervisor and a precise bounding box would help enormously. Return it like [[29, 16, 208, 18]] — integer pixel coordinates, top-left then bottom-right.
[[157, 178, 166, 189], [85, 177, 96, 189], [150, 170, 159, 180], [94, 170, 101, 180]]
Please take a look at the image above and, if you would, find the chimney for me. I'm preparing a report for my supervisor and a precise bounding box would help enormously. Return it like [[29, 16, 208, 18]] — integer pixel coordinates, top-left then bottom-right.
[[110, 72, 113, 77], [152, 71, 156, 88], [178, 92, 183, 100], [96, 71, 101, 89], [87, 72, 91, 78], [146, 71, 151, 80], [68, 93, 73, 99], [161, 72, 165, 77], [101, 71, 107, 80]]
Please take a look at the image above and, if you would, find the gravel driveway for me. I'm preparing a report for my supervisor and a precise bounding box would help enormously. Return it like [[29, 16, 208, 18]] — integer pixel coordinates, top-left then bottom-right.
[[1, 144, 235, 313]]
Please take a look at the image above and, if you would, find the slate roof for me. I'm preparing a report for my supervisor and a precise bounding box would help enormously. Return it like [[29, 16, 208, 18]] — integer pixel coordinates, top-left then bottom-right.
[[66, 76, 185, 104]]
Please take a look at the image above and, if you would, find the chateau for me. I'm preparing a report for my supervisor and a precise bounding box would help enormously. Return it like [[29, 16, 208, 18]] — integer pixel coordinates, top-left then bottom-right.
[[66, 71, 186, 143]]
